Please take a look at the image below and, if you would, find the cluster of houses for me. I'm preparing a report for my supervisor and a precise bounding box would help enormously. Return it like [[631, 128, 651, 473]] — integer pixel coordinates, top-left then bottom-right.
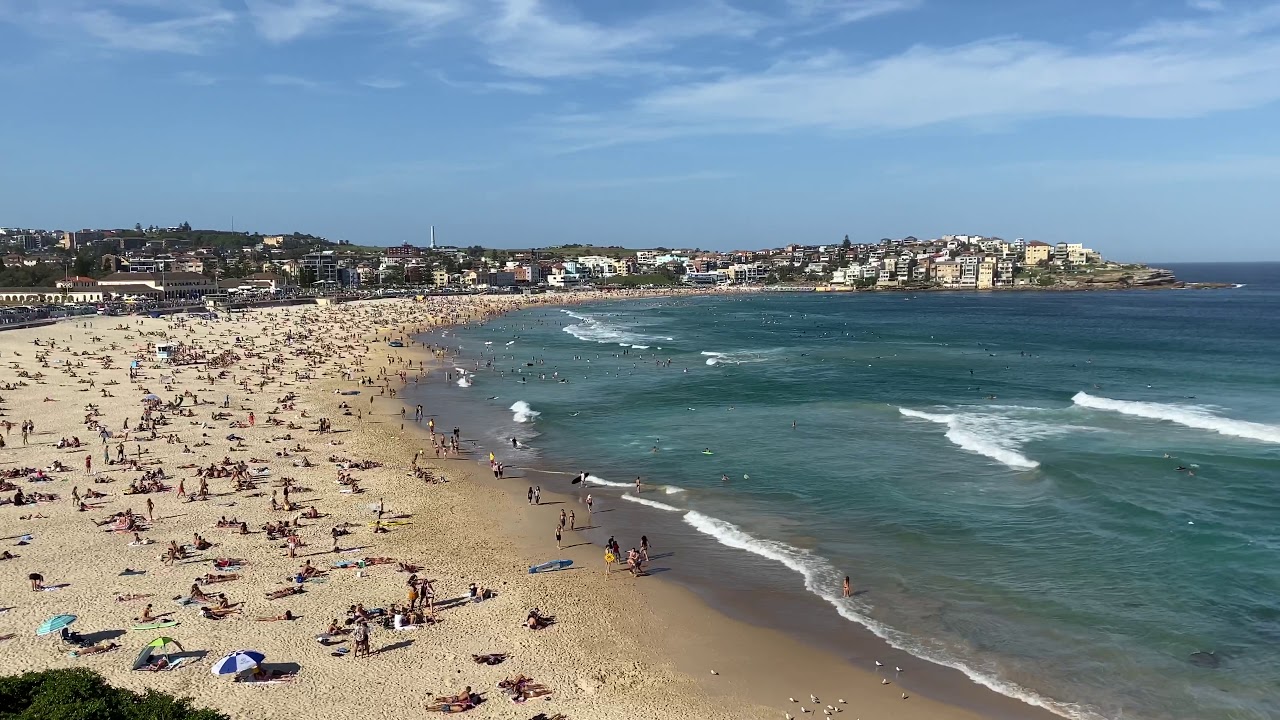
[[0, 225, 1106, 304]]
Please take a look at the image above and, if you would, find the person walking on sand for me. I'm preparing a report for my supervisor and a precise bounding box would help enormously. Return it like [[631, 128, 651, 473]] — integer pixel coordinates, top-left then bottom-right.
[[527, 487, 534, 505], [85, 454, 92, 475], [558, 510, 566, 531], [556, 525, 562, 550], [534, 486, 541, 505], [568, 510, 575, 530], [146, 498, 154, 522], [586, 494, 594, 515], [604, 547, 616, 578]]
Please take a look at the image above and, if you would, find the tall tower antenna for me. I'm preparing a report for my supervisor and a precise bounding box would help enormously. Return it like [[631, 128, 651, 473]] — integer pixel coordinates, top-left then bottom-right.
[[430, 225, 436, 249]]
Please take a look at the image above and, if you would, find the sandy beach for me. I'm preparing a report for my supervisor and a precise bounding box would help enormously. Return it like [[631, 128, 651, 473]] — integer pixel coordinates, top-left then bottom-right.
[[0, 293, 1046, 720]]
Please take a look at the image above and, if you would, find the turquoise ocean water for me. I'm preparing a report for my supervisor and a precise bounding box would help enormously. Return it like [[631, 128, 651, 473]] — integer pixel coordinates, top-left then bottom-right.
[[425, 263, 1280, 720]]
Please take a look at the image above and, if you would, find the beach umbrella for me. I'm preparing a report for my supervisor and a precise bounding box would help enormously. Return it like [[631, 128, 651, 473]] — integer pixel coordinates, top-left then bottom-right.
[[134, 637, 184, 670], [142, 393, 161, 401], [210, 650, 265, 676], [36, 614, 76, 636]]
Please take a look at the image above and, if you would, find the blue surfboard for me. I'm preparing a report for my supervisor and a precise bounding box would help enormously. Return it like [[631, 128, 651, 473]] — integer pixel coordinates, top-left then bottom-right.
[[528, 559, 573, 574]]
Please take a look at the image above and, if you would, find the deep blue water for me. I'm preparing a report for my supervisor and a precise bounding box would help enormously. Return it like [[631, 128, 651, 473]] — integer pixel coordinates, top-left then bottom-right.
[[434, 263, 1280, 720]]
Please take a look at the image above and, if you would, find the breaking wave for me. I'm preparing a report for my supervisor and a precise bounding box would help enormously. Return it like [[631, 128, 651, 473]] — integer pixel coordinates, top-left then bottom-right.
[[683, 510, 1105, 720], [510, 401, 541, 423], [1072, 392, 1280, 444], [898, 407, 1050, 470]]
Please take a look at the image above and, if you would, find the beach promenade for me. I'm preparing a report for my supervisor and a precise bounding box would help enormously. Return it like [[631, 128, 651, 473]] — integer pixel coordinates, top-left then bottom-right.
[[0, 293, 1011, 720]]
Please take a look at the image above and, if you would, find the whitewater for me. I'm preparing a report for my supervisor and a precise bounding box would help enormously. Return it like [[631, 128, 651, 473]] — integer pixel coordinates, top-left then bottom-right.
[[1072, 392, 1280, 444]]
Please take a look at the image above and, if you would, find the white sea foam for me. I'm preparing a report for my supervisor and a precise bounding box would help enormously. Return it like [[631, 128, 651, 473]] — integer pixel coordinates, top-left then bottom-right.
[[509, 401, 540, 423], [621, 494, 681, 511], [663, 486, 686, 494], [683, 510, 1106, 720], [898, 408, 1040, 470], [560, 309, 662, 347], [456, 373, 472, 388], [584, 474, 630, 488], [1072, 392, 1280, 444], [701, 349, 776, 366]]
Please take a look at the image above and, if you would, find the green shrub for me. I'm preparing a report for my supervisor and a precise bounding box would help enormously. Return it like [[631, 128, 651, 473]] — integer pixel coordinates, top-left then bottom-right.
[[0, 669, 227, 720]]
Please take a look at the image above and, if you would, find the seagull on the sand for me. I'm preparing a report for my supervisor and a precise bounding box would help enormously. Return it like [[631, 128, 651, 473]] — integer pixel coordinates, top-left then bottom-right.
[[874, 660, 883, 667]]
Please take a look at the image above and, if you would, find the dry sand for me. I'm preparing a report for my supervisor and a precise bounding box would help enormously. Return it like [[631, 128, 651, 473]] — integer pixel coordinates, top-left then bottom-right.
[[0, 294, 1026, 720]]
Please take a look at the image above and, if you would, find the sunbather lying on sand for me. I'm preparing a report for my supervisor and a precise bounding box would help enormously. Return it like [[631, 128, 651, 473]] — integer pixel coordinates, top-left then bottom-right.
[[200, 605, 242, 619], [426, 687, 480, 713], [256, 610, 295, 622], [198, 573, 240, 584]]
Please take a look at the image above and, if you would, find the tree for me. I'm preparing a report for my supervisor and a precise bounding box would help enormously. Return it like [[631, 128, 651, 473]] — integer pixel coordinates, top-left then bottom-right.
[[0, 668, 227, 720], [180, 221, 192, 232], [842, 235, 852, 250], [135, 223, 143, 232]]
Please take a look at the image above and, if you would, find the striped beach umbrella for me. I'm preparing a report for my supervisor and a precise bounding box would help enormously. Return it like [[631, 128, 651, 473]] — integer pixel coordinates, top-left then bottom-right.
[[35, 614, 76, 636], [210, 650, 265, 676]]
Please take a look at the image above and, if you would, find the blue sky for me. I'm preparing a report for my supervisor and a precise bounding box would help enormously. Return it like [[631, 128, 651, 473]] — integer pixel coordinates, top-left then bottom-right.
[[2, 0, 1279, 260]]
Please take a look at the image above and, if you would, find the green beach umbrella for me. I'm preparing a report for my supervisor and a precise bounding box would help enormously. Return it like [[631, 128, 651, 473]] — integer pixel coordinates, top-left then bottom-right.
[[36, 614, 76, 636], [133, 637, 184, 670]]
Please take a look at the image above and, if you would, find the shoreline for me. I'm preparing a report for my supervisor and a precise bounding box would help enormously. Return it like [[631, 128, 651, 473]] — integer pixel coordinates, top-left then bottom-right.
[[396, 299, 1071, 720], [0, 293, 1058, 720]]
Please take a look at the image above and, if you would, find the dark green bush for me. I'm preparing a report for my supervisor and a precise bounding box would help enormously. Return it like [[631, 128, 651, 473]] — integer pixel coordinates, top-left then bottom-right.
[[0, 669, 226, 720]]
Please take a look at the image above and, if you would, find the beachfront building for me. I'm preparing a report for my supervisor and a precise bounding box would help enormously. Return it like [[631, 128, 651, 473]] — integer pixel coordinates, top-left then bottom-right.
[[1024, 241, 1052, 265], [726, 263, 767, 284], [430, 269, 450, 286], [977, 260, 996, 290], [996, 259, 1016, 286], [300, 251, 340, 284], [933, 260, 962, 287], [98, 271, 214, 299], [546, 264, 584, 288], [577, 255, 628, 278]]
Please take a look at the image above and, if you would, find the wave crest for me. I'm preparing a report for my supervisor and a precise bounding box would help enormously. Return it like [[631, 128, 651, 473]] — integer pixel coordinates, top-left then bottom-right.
[[621, 494, 681, 511], [510, 401, 540, 423], [1072, 392, 1280, 444], [898, 407, 1041, 470]]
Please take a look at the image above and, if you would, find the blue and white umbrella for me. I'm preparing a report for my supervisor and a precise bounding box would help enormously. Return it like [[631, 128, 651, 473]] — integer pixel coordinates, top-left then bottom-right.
[[36, 614, 76, 636], [210, 650, 265, 676]]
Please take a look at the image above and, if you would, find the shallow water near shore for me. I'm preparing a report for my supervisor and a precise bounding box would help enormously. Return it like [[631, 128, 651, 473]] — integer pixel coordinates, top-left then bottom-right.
[[415, 263, 1280, 720]]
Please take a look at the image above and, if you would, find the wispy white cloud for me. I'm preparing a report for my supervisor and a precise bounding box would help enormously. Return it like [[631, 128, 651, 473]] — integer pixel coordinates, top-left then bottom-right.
[[1118, 3, 1280, 45], [478, 0, 766, 79], [786, 0, 922, 26], [17, 1, 237, 54], [1187, 0, 1226, 12], [243, 0, 464, 42], [434, 71, 545, 95], [541, 4, 1280, 150], [361, 77, 406, 89], [264, 73, 324, 90], [244, 0, 342, 43]]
